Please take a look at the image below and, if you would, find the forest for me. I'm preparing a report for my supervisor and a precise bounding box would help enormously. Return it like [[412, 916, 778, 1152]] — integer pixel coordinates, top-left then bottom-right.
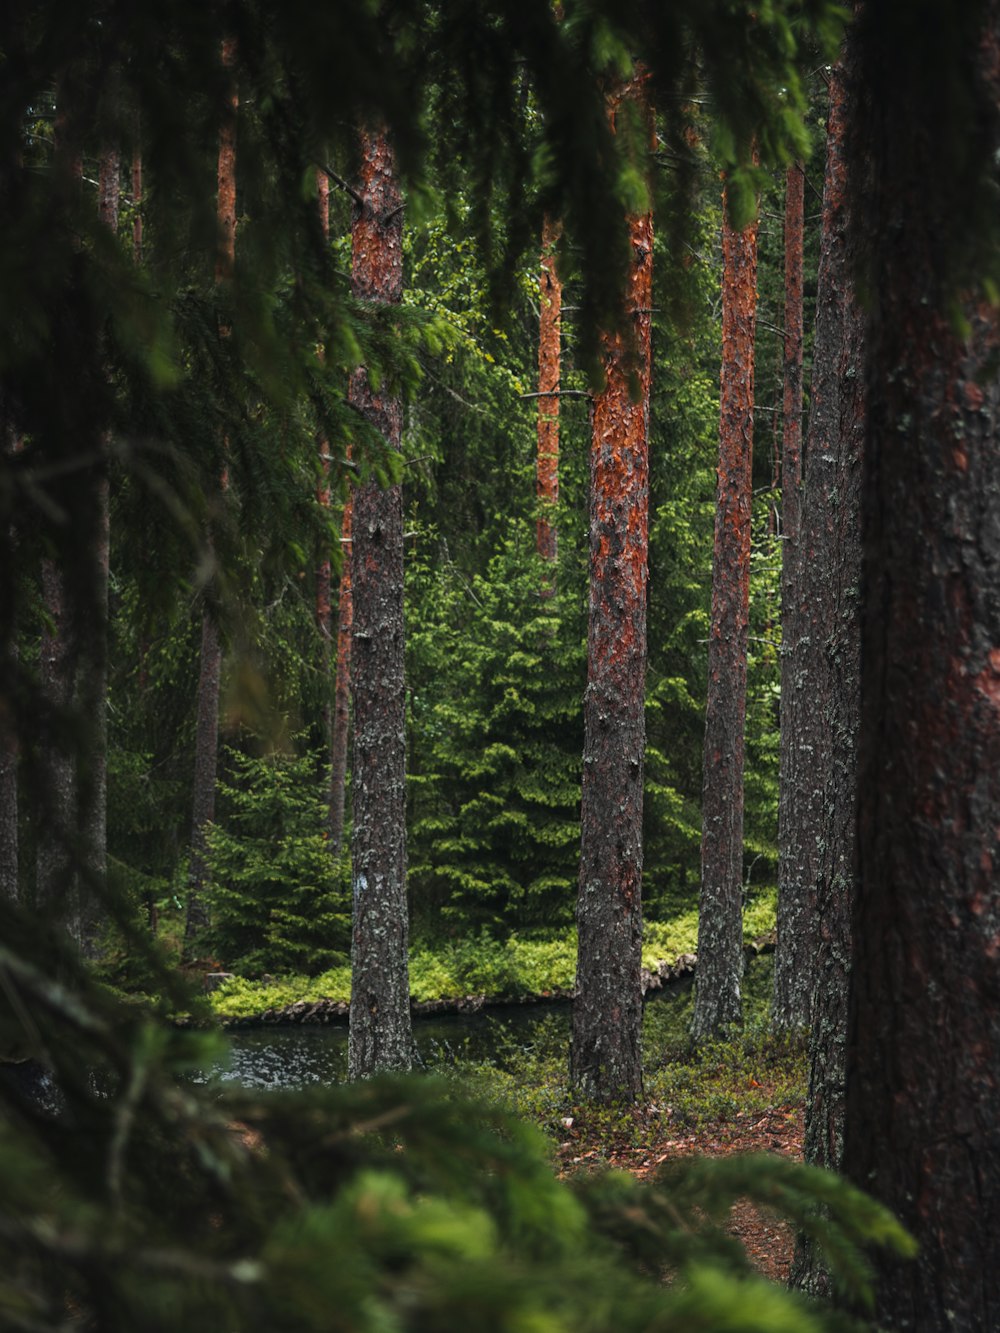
[[1, 0, 999, 1329]]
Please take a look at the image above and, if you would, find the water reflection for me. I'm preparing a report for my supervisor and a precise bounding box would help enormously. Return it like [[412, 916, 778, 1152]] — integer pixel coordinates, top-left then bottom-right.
[[208, 1005, 571, 1090]]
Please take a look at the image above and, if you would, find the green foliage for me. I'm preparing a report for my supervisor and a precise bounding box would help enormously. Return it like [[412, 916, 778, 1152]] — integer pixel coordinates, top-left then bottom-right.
[[407, 539, 586, 932], [0, 900, 909, 1333], [201, 745, 350, 974]]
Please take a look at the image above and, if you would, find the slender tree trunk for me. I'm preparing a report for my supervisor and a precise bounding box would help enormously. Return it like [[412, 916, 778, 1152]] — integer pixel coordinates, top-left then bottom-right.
[[185, 37, 236, 948], [75, 141, 120, 960], [691, 178, 758, 1040], [314, 169, 336, 823], [36, 93, 83, 936], [131, 132, 143, 265], [571, 71, 652, 1104], [784, 49, 865, 1297], [842, 5, 1000, 1324], [329, 493, 352, 858], [0, 430, 20, 902], [772, 158, 809, 1030], [347, 129, 411, 1079], [536, 215, 561, 592]]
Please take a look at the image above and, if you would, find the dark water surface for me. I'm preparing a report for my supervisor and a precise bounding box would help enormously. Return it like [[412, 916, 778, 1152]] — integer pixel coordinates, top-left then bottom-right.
[[209, 1003, 571, 1089], [206, 981, 698, 1090]]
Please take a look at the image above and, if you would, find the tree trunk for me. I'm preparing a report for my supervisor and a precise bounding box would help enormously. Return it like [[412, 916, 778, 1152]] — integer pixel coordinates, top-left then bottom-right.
[[329, 493, 352, 858], [842, 5, 1000, 1325], [76, 141, 120, 960], [783, 49, 866, 1298], [772, 157, 809, 1032], [314, 169, 336, 826], [185, 37, 236, 949], [347, 129, 411, 1079], [536, 215, 561, 591], [0, 429, 19, 903], [691, 177, 758, 1041], [571, 72, 652, 1104]]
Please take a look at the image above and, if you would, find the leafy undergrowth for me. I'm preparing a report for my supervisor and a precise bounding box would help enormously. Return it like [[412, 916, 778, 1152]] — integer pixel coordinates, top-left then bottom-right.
[[206, 886, 778, 1020]]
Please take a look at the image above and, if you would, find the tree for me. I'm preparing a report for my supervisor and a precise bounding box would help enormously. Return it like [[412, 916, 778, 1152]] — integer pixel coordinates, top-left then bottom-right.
[[347, 129, 412, 1079], [571, 68, 653, 1104], [184, 36, 237, 950], [691, 172, 759, 1041], [841, 0, 1000, 1323], [772, 153, 810, 1032], [329, 492, 353, 857], [536, 215, 562, 589]]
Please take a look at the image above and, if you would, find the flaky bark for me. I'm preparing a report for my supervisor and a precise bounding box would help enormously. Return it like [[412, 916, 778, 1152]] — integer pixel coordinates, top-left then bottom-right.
[[785, 50, 865, 1298], [842, 6, 1000, 1325], [329, 494, 352, 858], [536, 215, 562, 589], [691, 179, 758, 1041], [571, 73, 652, 1104], [185, 38, 236, 949], [347, 129, 411, 1079]]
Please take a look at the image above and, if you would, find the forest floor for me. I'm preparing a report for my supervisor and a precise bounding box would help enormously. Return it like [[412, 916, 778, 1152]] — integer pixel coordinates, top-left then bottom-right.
[[552, 1081, 805, 1282]]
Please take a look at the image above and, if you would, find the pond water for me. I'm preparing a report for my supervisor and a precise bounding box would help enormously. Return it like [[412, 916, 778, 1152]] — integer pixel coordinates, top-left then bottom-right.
[[205, 978, 699, 1090]]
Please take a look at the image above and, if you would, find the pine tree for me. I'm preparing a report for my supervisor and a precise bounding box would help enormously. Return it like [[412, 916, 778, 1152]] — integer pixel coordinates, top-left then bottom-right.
[[184, 36, 237, 950], [842, 1, 1000, 1323], [571, 68, 653, 1104], [536, 215, 562, 589], [348, 128, 412, 1078], [691, 171, 759, 1041]]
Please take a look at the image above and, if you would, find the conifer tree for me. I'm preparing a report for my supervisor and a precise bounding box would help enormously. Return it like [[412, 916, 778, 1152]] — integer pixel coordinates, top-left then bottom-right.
[[536, 216, 562, 591], [572, 67, 653, 1104], [348, 128, 411, 1078], [691, 173, 759, 1041], [786, 45, 865, 1295], [185, 36, 237, 949]]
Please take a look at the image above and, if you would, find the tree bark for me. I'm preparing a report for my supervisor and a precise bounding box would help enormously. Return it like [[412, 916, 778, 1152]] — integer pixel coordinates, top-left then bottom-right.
[[329, 493, 352, 858], [185, 37, 236, 949], [772, 152, 810, 1032], [783, 48, 866, 1298], [536, 215, 562, 591], [1, 427, 20, 903], [347, 129, 411, 1079], [691, 177, 758, 1041], [571, 72, 652, 1104], [842, 5, 1000, 1325]]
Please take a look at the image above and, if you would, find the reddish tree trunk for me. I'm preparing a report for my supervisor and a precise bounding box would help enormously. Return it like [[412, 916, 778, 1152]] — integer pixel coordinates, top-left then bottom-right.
[[691, 177, 758, 1041], [571, 73, 652, 1104], [329, 493, 352, 858], [314, 170, 336, 814], [347, 129, 411, 1078], [185, 38, 236, 948], [536, 215, 561, 589], [842, 6, 1000, 1324]]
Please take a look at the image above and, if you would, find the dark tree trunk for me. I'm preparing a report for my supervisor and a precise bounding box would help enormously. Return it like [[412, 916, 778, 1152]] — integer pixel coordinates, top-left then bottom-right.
[[772, 160, 807, 1030], [1, 428, 20, 903], [347, 129, 411, 1079], [536, 215, 561, 590], [329, 493, 352, 859], [314, 169, 337, 832], [185, 37, 236, 950], [842, 5, 1000, 1326], [131, 134, 143, 263], [76, 141, 120, 960], [691, 178, 758, 1041], [781, 47, 866, 1298], [571, 72, 652, 1104]]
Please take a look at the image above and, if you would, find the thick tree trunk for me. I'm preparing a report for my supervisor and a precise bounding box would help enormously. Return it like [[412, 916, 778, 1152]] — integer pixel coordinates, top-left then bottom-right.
[[783, 50, 866, 1298], [36, 558, 77, 927], [571, 73, 652, 1105], [347, 129, 411, 1079], [691, 179, 758, 1041], [185, 38, 236, 949], [536, 215, 561, 590], [329, 494, 352, 858], [842, 6, 1000, 1325], [131, 136, 142, 263]]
